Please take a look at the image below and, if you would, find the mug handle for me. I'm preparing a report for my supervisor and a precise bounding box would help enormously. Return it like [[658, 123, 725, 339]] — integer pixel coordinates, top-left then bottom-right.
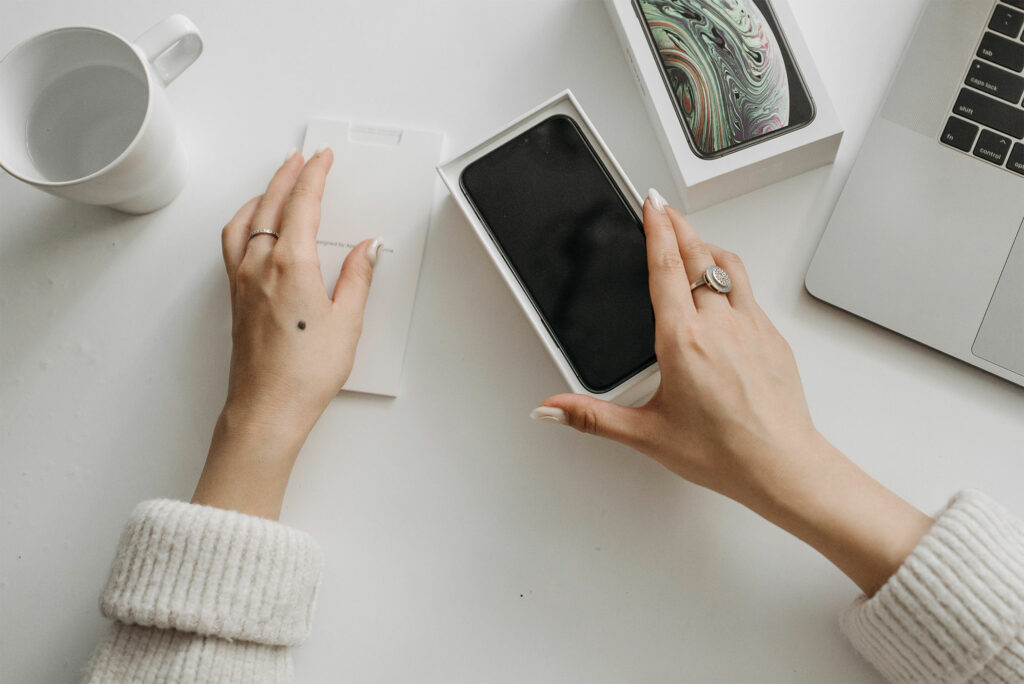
[[134, 15, 203, 85]]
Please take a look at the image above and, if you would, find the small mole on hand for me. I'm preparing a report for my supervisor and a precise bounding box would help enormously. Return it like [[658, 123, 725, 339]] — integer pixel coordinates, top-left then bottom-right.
[[297, 320, 306, 330]]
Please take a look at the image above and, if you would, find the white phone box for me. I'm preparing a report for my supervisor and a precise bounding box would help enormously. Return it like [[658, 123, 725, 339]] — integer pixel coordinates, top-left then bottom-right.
[[303, 119, 444, 398], [437, 90, 661, 406], [603, 0, 844, 212]]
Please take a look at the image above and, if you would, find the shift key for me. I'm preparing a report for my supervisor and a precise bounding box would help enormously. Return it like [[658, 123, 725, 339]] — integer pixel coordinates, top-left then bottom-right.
[[953, 88, 1024, 139]]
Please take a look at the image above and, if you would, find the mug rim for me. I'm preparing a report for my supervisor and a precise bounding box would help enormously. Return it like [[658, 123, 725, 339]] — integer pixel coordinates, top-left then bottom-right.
[[0, 24, 155, 188]]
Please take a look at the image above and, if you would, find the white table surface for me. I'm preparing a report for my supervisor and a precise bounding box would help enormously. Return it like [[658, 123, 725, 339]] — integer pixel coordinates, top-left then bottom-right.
[[3, 0, 1023, 681]]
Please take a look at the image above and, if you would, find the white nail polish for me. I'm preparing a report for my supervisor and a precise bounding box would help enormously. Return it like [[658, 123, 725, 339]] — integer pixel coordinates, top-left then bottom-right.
[[529, 406, 567, 425], [315, 143, 330, 155], [648, 187, 668, 212], [367, 238, 384, 267], [284, 147, 298, 163]]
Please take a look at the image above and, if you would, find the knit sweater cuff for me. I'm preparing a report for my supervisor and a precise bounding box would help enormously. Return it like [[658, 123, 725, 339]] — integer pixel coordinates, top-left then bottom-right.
[[841, 490, 1024, 683], [100, 499, 323, 646]]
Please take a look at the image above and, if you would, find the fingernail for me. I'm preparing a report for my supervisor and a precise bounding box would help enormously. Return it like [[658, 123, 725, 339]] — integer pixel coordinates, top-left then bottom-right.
[[367, 238, 384, 267], [529, 406, 567, 425], [284, 147, 298, 163], [648, 188, 668, 212], [315, 144, 331, 156]]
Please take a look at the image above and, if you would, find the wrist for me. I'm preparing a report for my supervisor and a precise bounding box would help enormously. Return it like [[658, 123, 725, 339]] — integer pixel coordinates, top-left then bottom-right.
[[717, 428, 837, 516], [190, 401, 313, 520], [216, 398, 311, 463], [743, 432, 933, 596]]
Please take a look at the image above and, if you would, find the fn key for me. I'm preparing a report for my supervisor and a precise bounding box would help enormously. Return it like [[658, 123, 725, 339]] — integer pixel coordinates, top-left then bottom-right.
[[940, 116, 978, 152]]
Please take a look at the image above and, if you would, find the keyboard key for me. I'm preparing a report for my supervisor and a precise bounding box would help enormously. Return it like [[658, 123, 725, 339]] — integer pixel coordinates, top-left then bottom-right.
[[953, 88, 1024, 138], [973, 129, 1013, 164], [989, 5, 1024, 37], [940, 116, 979, 151], [1008, 142, 1024, 175], [998, 0, 1024, 10], [977, 32, 1024, 73], [965, 60, 1024, 102]]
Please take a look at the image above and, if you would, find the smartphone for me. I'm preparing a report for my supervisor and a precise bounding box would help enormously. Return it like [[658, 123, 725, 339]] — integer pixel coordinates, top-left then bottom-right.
[[633, 0, 816, 158], [459, 115, 656, 393]]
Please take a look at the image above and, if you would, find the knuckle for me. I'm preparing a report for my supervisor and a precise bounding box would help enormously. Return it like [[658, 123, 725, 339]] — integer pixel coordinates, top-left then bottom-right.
[[777, 334, 795, 357], [289, 180, 319, 201], [718, 250, 743, 268], [269, 249, 294, 271], [655, 248, 686, 273], [340, 256, 374, 292], [681, 242, 710, 264], [270, 247, 316, 273], [578, 405, 601, 435], [235, 259, 259, 285], [353, 259, 374, 287]]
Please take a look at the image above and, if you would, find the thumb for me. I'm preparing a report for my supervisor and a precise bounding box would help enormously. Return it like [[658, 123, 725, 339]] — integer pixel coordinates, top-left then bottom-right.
[[332, 237, 383, 316], [531, 393, 640, 445]]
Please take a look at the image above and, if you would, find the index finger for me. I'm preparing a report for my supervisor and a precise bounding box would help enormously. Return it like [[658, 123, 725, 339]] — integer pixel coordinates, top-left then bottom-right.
[[643, 189, 696, 327], [280, 146, 334, 249]]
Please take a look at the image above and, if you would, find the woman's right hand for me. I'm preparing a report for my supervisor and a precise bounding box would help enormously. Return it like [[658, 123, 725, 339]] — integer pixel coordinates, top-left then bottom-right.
[[535, 190, 932, 596], [536, 189, 820, 507]]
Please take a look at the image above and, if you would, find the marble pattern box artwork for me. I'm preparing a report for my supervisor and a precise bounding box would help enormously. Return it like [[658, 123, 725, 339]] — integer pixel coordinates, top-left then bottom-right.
[[604, 0, 843, 211]]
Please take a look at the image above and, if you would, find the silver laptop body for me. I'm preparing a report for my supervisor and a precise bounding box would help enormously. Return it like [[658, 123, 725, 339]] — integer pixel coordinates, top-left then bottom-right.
[[806, 0, 1024, 387]]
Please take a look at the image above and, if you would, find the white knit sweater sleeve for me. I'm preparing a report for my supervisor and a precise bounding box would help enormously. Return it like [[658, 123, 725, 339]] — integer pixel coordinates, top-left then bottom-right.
[[82, 499, 323, 683], [841, 490, 1024, 683]]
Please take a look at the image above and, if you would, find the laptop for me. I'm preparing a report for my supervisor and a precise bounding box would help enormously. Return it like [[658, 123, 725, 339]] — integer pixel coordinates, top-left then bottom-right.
[[806, 0, 1024, 388]]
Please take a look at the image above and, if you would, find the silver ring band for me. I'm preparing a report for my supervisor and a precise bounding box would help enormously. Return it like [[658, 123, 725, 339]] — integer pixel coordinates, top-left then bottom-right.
[[690, 265, 732, 294], [248, 228, 280, 242]]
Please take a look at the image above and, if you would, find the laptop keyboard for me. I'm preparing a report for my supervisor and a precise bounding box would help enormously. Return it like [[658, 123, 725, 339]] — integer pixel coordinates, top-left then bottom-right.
[[939, 0, 1024, 176]]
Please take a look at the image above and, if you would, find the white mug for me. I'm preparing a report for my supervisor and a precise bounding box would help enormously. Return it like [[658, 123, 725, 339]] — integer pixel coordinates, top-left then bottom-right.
[[0, 15, 202, 214]]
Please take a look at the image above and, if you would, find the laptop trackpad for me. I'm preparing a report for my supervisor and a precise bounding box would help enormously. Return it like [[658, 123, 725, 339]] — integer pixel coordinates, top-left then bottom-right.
[[973, 219, 1024, 377]]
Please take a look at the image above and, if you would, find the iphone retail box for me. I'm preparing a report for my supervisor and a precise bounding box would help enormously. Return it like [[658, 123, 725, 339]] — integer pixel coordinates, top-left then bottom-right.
[[437, 90, 661, 406], [604, 0, 843, 212]]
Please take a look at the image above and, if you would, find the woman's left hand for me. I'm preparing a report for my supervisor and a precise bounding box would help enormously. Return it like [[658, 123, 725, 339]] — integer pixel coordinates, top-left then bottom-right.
[[192, 147, 382, 519]]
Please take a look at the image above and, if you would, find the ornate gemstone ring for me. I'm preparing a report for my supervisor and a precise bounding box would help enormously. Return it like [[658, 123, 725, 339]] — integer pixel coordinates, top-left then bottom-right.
[[690, 265, 732, 294]]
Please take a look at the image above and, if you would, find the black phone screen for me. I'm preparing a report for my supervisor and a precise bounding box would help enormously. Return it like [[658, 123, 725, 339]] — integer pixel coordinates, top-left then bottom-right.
[[459, 115, 656, 393]]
